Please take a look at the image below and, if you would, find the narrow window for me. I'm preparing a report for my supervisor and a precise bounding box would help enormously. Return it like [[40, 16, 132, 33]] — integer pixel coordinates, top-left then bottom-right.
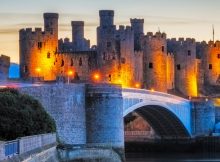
[[177, 64, 181, 70], [121, 58, 126, 64], [209, 64, 212, 70], [188, 50, 191, 56], [103, 52, 106, 60], [217, 54, 220, 59], [47, 52, 50, 58], [109, 74, 112, 82], [162, 46, 165, 52], [71, 59, 74, 66], [23, 65, 28, 73], [61, 60, 64, 67], [107, 42, 111, 48], [38, 42, 42, 49], [79, 58, 82, 66], [149, 62, 153, 69]]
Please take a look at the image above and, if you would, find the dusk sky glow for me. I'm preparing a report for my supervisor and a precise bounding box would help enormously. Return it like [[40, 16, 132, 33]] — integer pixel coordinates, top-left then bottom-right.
[[0, 0, 220, 63]]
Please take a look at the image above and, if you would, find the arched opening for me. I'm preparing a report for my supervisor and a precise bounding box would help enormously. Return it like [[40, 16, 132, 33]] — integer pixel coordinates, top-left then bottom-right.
[[124, 105, 190, 141]]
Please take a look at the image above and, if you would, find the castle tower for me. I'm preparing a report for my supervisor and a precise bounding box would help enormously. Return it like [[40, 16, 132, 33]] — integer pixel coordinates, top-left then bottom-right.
[[116, 26, 135, 87], [71, 21, 90, 51], [202, 41, 220, 86], [20, 13, 59, 81], [142, 32, 168, 92], [97, 10, 118, 82], [130, 19, 144, 51], [167, 38, 198, 97], [44, 13, 58, 45]]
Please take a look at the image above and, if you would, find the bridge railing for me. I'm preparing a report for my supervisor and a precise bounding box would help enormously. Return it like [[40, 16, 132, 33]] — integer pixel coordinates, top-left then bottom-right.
[[0, 133, 56, 161], [122, 88, 189, 102]]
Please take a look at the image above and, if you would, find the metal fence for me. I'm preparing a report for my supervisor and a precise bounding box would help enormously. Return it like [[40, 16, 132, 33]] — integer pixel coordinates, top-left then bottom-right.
[[5, 140, 19, 156]]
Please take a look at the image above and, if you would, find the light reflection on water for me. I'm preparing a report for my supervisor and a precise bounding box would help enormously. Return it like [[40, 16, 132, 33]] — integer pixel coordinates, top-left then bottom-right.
[[126, 153, 220, 162]]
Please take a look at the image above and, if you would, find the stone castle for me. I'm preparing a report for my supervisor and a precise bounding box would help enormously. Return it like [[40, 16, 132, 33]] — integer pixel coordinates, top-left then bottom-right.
[[19, 10, 220, 97]]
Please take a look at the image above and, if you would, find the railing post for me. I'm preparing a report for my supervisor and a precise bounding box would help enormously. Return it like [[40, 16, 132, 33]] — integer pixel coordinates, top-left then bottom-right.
[[0, 141, 5, 161]]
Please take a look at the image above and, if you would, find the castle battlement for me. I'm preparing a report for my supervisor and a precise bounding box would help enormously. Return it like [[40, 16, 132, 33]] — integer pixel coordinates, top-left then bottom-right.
[[130, 18, 144, 24], [208, 40, 220, 48], [71, 21, 84, 26], [168, 38, 196, 46], [144, 32, 166, 40], [99, 10, 114, 17], [19, 27, 51, 40], [43, 13, 59, 19]]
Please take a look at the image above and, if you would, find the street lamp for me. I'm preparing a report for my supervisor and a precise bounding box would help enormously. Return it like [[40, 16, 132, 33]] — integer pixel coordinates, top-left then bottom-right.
[[92, 72, 101, 82], [35, 67, 41, 78], [135, 83, 140, 88], [67, 70, 73, 84]]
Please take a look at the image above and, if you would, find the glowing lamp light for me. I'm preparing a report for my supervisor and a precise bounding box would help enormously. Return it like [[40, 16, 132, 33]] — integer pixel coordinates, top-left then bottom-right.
[[93, 73, 101, 82], [205, 98, 209, 102], [35, 67, 41, 73], [150, 88, 155, 92], [135, 83, 140, 88], [67, 70, 73, 76]]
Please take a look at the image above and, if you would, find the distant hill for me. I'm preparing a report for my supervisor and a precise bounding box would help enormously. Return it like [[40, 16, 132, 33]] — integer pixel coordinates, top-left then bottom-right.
[[9, 63, 19, 78]]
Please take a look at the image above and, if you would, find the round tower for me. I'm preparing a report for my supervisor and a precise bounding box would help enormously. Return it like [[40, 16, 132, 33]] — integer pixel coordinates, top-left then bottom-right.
[[168, 38, 197, 97], [85, 84, 124, 158], [204, 41, 220, 85], [71, 21, 84, 44], [142, 32, 167, 92], [97, 10, 117, 81], [130, 19, 144, 51], [44, 13, 59, 47]]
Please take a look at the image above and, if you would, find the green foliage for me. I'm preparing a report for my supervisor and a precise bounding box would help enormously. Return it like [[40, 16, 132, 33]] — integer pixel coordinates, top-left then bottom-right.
[[0, 88, 56, 140]]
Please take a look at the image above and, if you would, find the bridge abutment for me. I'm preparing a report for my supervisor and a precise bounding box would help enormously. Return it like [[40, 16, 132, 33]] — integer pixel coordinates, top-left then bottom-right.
[[85, 83, 125, 160], [191, 99, 215, 136]]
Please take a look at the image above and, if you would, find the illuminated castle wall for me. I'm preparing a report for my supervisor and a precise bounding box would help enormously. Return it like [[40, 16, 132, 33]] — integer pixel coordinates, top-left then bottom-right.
[[168, 38, 198, 97], [19, 10, 220, 98]]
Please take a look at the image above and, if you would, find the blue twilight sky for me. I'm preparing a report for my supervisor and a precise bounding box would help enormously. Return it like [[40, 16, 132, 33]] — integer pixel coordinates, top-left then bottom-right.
[[0, 0, 220, 63]]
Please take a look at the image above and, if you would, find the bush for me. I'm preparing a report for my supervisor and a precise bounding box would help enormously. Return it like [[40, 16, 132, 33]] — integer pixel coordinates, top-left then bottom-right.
[[0, 88, 56, 140]]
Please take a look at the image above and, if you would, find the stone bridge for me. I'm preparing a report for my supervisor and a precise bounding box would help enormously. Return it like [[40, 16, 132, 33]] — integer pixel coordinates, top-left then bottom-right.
[[122, 88, 192, 138], [11, 82, 215, 160]]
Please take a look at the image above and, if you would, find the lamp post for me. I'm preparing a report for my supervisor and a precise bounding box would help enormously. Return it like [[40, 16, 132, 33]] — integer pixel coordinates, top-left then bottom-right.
[[67, 70, 73, 84], [92, 72, 101, 83], [35, 67, 41, 78]]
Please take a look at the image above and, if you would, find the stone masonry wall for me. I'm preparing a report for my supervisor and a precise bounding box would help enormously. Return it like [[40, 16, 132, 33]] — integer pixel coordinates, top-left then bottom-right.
[[19, 84, 86, 145], [192, 99, 215, 136]]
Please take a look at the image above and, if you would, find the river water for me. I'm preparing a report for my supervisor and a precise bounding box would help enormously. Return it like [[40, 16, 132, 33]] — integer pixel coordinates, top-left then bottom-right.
[[126, 153, 220, 162]]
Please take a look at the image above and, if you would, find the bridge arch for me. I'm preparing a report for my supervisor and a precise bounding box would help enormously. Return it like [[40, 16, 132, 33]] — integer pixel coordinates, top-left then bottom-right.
[[124, 103, 191, 138]]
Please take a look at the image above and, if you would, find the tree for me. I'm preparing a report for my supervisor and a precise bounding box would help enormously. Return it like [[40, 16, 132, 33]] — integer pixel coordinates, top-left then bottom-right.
[[0, 88, 56, 140]]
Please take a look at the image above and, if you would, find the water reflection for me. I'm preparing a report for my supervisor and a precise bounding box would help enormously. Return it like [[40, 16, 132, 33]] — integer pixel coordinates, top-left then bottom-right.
[[126, 153, 220, 162]]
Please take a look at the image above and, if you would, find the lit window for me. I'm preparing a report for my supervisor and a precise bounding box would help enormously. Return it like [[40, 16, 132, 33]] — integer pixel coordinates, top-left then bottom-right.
[[209, 64, 212, 70], [149, 62, 153, 69]]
